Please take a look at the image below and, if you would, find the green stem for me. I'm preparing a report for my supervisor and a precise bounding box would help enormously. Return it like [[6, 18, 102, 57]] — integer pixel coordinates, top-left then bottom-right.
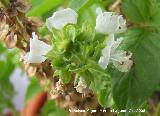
[[88, 59, 109, 77], [72, 54, 108, 77]]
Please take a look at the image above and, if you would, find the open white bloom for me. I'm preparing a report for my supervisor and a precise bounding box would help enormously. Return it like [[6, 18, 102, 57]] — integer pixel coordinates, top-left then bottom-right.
[[112, 57, 133, 72], [23, 32, 52, 63], [98, 34, 133, 72], [95, 8, 126, 34], [74, 77, 88, 93], [46, 8, 78, 31]]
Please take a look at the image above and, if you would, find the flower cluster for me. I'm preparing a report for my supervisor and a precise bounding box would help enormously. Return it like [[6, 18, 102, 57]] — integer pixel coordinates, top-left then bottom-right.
[[96, 8, 133, 72], [23, 7, 132, 70], [45, 8, 132, 72]]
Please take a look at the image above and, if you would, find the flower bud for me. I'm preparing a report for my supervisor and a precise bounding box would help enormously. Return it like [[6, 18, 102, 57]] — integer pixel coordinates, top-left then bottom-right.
[[74, 77, 88, 94]]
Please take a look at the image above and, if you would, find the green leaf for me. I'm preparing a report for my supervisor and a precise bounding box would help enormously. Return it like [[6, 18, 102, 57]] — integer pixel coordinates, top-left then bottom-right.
[[77, 5, 97, 26], [59, 69, 71, 84], [0, 43, 17, 113], [149, 0, 160, 27], [27, 0, 63, 17], [89, 70, 112, 107], [78, 22, 95, 41], [101, 0, 116, 8], [0, 55, 15, 79], [64, 25, 77, 42], [40, 99, 67, 116], [110, 28, 160, 109], [69, 64, 91, 73], [88, 60, 109, 77], [25, 77, 42, 101], [97, 90, 114, 108], [51, 55, 65, 68], [69, 0, 98, 26], [69, 0, 87, 10], [51, 27, 71, 52], [122, 0, 152, 24], [122, 0, 160, 27], [155, 103, 160, 116]]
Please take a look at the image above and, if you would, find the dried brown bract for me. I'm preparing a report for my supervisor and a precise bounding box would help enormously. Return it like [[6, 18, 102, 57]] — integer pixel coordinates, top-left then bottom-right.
[[7, 0, 30, 17], [4, 31, 17, 48], [0, 14, 9, 41]]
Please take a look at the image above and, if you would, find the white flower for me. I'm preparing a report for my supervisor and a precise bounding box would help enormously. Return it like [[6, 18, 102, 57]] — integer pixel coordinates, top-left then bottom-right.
[[23, 32, 52, 63], [74, 77, 88, 94], [112, 57, 133, 72], [46, 8, 78, 31], [95, 8, 126, 34], [98, 34, 133, 72]]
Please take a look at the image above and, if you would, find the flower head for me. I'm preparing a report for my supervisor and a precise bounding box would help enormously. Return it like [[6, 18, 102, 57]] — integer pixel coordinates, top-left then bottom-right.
[[95, 8, 126, 34], [98, 34, 133, 72], [23, 32, 52, 63], [46, 8, 78, 31]]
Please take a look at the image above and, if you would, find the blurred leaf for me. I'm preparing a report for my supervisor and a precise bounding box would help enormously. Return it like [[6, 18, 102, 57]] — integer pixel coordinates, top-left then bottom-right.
[[122, 0, 160, 27], [27, 0, 63, 17], [25, 77, 42, 101], [97, 89, 113, 108], [155, 103, 160, 116], [80, 21, 95, 41], [110, 28, 160, 110], [59, 69, 71, 84], [40, 99, 67, 116], [101, 0, 116, 8], [64, 25, 77, 42], [89, 70, 112, 107], [69, 0, 87, 10], [51, 55, 65, 68], [0, 43, 17, 113], [122, 0, 151, 24]]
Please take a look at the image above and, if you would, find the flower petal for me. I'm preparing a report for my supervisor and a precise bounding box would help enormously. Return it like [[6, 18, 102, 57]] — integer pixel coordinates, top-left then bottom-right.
[[23, 53, 46, 63], [46, 17, 54, 31], [112, 59, 133, 72], [23, 32, 52, 63], [74, 77, 88, 93], [30, 32, 52, 55], [98, 34, 114, 69], [46, 8, 78, 30], [98, 56, 109, 69], [98, 33, 133, 72], [116, 16, 127, 33], [95, 8, 126, 34], [111, 37, 123, 53]]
